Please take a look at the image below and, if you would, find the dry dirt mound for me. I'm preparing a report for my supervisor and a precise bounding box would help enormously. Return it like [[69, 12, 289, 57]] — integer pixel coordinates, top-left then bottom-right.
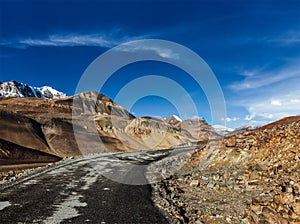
[[152, 116, 300, 223]]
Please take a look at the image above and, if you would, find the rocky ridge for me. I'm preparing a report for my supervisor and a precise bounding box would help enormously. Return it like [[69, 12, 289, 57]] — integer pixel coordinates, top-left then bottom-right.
[[165, 116, 218, 142], [151, 116, 300, 223]]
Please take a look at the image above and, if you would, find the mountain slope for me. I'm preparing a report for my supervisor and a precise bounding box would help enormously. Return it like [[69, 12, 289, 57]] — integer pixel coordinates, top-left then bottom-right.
[[166, 117, 218, 142], [0, 89, 197, 163], [152, 115, 300, 223]]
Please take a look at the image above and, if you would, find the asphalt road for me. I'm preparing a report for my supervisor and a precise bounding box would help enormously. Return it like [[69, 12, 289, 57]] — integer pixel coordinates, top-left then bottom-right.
[[0, 150, 177, 224]]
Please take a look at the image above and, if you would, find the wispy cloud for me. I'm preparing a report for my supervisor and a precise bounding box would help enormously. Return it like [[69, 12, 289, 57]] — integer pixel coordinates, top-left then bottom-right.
[[2, 33, 180, 59], [245, 91, 300, 121], [0, 32, 148, 49], [229, 59, 300, 91], [268, 30, 300, 45], [234, 77, 300, 125], [227, 58, 300, 127], [116, 41, 180, 59], [19, 34, 117, 47]]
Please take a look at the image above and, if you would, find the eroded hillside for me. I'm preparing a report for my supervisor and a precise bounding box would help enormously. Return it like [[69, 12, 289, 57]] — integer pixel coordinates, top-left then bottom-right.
[[0, 91, 212, 164], [152, 116, 300, 224]]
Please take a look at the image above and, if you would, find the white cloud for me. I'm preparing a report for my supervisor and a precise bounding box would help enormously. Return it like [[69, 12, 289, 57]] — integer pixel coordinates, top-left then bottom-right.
[[269, 30, 300, 45], [241, 119, 270, 128], [291, 99, 300, 104], [245, 113, 256, 121], [222, 117, 240, 122], [117, 41, 180, 59], [241, 70, 257, 77], [0, 32, 148, 49], [158, 50, 178, 59], [228, 58, 300, 128], [229, 59, 300, 91], [8, 34, 180, 59], [19, 34, 116, 47], [271, 100, 282, 106], [242, 91, 300, 122]]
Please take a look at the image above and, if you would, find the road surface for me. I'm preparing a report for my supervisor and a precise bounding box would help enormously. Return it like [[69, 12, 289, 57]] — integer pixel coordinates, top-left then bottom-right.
[[0, 150, 179, 224]]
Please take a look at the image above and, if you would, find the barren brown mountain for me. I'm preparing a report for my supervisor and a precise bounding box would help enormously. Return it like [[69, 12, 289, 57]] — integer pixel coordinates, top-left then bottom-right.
[[0, 91, 210, 166]]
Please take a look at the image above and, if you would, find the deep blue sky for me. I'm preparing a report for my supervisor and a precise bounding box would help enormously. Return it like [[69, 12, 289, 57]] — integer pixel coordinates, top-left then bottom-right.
[[0, 0, 300, 128]]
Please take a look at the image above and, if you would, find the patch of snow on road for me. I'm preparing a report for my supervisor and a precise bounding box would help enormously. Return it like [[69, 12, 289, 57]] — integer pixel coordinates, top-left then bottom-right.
[[43, 195, 87, 224], [80, 172, 100, 191], [23, 179, 39, 185], [0, 201, 11, 210], [80, 162, 112, 190]]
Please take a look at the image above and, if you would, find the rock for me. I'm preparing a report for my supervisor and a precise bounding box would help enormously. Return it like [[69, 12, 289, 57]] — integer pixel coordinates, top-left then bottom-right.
[[262, 207, 288, 224], [225, 217, 231, 223], [223, 173, 230, 180], [292, 202, 300, 215], [213, 184, 220, 191], [9, 176, 16, 181], [287, 187, 293, 193], [256, 163, 265, 171], [212, 175, 220, 181], [207, 182, 215, 189], [294, 182, 300, 193], [274, 193, 294, 205], [251, 205, 262, 214], [201, 176, 209, 181], [190, 180, 199, 187], [225, 139, 236, 147]]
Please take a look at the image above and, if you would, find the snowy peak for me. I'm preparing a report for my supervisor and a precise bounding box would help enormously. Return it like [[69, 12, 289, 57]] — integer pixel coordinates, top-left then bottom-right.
[[37, 86, 67, 99], [0, 80, 66, 99], [229, 124, 261, 135], [171, 114, 182, 122], [0, 80, 36, 98], [165, 114, 182, 127], [212, 124, 234, 136]]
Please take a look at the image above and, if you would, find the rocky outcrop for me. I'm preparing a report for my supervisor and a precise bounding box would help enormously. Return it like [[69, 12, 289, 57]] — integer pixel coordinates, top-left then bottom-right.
[[152, 116, 300, 223], [165, 115, 182, 127], [72, 91, 134, 118], [165, 116, 218, 142], [126, 117, 181, 136]]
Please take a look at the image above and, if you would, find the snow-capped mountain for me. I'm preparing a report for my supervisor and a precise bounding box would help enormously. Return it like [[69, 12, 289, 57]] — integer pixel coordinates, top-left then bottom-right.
[[212, 124, 234, 136], [230, 124, 261, 135], [213, 123, 262, 136], [36, 86, 67, 99], [0, 80, 66, 99]]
